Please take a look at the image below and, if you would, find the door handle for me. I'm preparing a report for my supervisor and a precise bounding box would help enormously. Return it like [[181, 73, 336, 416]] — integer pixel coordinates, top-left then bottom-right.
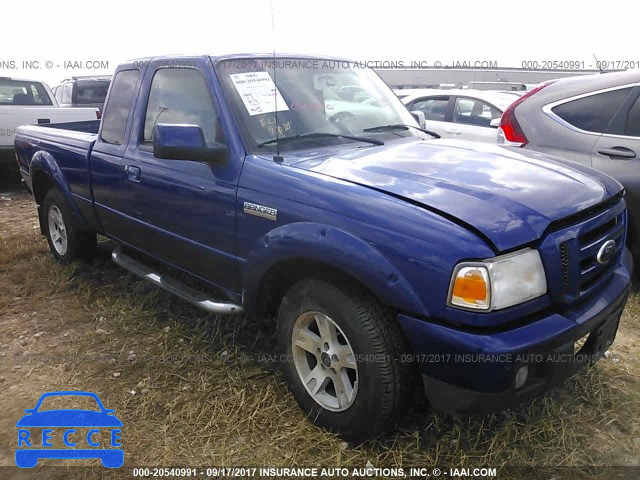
[[125, 165, 141, 182], [597, 146, 636, 159], [445, 130, 462, 135]]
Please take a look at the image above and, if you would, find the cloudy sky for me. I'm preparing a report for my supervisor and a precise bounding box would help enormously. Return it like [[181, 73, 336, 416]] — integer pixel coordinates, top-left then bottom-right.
[[0, 0, 635, 86]]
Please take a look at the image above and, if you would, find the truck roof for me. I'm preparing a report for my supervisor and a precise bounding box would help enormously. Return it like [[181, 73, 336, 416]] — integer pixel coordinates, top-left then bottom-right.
[[0, 76, 47, 83], [210, 52, 353, 62], [60, 75, 112, 82], [120, 53, 356, 69]]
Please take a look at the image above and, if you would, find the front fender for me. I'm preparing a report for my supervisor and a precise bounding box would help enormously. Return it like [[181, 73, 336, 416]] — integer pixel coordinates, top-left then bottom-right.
[[30, 151, 88, 229], [242, 222, 428, 317]]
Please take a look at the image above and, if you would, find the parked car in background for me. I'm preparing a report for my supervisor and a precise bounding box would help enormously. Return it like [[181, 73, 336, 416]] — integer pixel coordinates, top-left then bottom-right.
[[53, 76, 111, 113], [0, 76, 100, 172], [497, 71, 640, 261], [318, 78, 393, 123], [399, 89, 517, 142], [499, 90, 527, 98]]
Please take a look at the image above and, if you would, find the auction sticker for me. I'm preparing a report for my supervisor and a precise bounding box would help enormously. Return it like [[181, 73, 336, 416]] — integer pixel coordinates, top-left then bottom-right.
[[230, 72, 289, 116]]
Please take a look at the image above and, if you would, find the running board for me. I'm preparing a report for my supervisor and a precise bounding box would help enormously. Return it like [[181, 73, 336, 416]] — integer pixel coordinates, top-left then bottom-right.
[[111, 246, 244, 315]]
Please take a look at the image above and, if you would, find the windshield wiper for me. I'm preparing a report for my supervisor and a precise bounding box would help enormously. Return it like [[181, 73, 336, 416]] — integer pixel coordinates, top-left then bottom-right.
[[257, 132, 384, 148], [362, 124, 441, 139]]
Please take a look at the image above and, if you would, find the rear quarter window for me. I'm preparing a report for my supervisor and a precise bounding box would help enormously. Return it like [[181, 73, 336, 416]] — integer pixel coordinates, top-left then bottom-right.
[[551, 87, 633, 133], [100, 70, 139, 145]]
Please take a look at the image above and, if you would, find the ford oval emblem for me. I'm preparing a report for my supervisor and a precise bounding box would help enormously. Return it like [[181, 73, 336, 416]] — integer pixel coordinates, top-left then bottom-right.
[[596, 239, 617, 265]]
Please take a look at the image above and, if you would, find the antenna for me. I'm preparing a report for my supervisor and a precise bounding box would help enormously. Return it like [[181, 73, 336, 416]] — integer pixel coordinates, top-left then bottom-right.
[[592, 53, 604, 73], [270, 0, 283, 163]]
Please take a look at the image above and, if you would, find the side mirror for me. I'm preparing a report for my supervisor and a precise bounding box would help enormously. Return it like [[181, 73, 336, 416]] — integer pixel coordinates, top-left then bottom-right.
[[490, 117, 501, 128], [153, 124, 227, 164], [410, 110, 426, 129]]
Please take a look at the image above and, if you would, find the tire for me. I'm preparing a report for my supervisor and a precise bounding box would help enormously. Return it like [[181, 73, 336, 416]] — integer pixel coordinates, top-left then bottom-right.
[[277, 278, 411, 442], [42, 189, 96, 263]]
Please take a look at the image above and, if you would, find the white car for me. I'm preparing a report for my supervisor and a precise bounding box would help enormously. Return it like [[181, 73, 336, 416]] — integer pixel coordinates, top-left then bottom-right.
[[1, 76, 99, 170], [399, 89, 518, 143]]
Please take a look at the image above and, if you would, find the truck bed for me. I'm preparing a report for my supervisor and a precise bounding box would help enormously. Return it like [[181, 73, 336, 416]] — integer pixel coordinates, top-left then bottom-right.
[[16, 120, 99, 150], [1, 105, 99, 153], [14, 121, 99, 193], [42, 119, 101, 134]]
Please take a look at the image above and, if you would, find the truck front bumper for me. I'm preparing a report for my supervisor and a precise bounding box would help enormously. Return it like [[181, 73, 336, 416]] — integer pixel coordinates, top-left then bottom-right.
[[397, 248, 633, 414]]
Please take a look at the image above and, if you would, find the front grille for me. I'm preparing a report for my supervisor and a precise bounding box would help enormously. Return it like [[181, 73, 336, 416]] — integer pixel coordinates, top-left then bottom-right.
[[547, 198, 627, 305], [574, 212, 624, 295], [560, 243, 570, 290]]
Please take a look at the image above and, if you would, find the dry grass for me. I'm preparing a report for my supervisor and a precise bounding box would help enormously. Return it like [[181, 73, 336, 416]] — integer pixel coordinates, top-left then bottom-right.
[[1, 191, 639, 480]]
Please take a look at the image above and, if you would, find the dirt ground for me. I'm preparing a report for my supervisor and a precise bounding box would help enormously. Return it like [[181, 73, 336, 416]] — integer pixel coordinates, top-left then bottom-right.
[[1, 180, 639, 480]]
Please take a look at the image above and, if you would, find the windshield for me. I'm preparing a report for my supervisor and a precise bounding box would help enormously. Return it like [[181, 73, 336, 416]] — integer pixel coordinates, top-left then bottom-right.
[[215, 58, 422, 152], [0, 79, 53, 106]]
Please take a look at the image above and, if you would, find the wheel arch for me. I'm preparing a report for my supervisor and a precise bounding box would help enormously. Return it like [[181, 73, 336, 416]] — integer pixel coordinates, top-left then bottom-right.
[[242, 222, 428, 319], [31, 170, 55, 206], [30, 151, 88, 230]]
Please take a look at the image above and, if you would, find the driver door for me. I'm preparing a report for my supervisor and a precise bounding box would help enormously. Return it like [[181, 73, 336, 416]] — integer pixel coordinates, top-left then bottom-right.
[[120, 66, 240, 291]]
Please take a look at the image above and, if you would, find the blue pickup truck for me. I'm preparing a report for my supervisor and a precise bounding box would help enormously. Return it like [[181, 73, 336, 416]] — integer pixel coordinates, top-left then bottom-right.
[[15, 54, 633, 441]]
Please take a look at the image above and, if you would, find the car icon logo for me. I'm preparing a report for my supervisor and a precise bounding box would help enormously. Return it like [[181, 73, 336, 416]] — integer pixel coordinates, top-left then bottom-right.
[[15, 391, 123, 468], [596, 239, 617, 265]]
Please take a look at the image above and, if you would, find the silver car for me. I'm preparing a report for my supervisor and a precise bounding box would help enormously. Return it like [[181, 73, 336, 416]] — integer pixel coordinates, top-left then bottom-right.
[[400, 89, 518, 143], [497, 71, 640, 261]]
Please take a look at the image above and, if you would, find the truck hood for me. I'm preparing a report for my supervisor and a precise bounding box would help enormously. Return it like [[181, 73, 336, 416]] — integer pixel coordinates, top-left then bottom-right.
[[291, 139, 623, 251]]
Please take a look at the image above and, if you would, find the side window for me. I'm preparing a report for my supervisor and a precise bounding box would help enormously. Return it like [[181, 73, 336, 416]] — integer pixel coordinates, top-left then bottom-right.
[[411, 97, 448, 121], [143, 68, 224, 145], [551, 87, 633, 133], [30, 85, 47, 105], [0, 80, 52, 105], [625, 95, 640, 137], [61, 83, 73, 104], [453, 97, 500, 127], [100, 70, 139, 146]]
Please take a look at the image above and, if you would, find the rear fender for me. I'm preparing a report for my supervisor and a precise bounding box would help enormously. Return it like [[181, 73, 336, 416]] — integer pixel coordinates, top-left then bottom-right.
[[30, 151, 88, 230]]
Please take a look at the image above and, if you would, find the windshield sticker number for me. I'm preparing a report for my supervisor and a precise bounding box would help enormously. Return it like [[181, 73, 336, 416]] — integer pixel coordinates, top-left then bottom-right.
[[259, 117, 293, 136], [230, 72, 289, 117]]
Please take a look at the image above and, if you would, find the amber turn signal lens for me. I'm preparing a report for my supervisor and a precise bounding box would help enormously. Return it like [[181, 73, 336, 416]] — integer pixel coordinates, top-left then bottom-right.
[[453, 269, 487, 302], [450, 267, 490, 310]]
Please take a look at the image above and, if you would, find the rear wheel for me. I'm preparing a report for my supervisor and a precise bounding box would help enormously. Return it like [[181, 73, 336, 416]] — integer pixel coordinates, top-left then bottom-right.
[[42, 189, 96, 263], [277, 278, 411, 442]]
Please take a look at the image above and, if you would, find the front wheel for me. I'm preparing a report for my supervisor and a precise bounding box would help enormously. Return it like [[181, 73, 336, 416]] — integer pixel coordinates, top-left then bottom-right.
[[277, 278, 412, 442], [42, 189, 96, 263]]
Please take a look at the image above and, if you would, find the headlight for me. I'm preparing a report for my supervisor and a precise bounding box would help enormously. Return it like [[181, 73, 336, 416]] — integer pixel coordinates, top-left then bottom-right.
[[448, 248, 547, 311]]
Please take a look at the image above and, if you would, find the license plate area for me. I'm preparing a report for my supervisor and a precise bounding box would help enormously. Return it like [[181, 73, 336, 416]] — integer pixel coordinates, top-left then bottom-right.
[[578, 311, 621, 362]]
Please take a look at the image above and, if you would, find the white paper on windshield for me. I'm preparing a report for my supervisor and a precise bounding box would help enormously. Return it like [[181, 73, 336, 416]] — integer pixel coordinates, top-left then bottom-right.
[[230, 72, 289, 116]]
